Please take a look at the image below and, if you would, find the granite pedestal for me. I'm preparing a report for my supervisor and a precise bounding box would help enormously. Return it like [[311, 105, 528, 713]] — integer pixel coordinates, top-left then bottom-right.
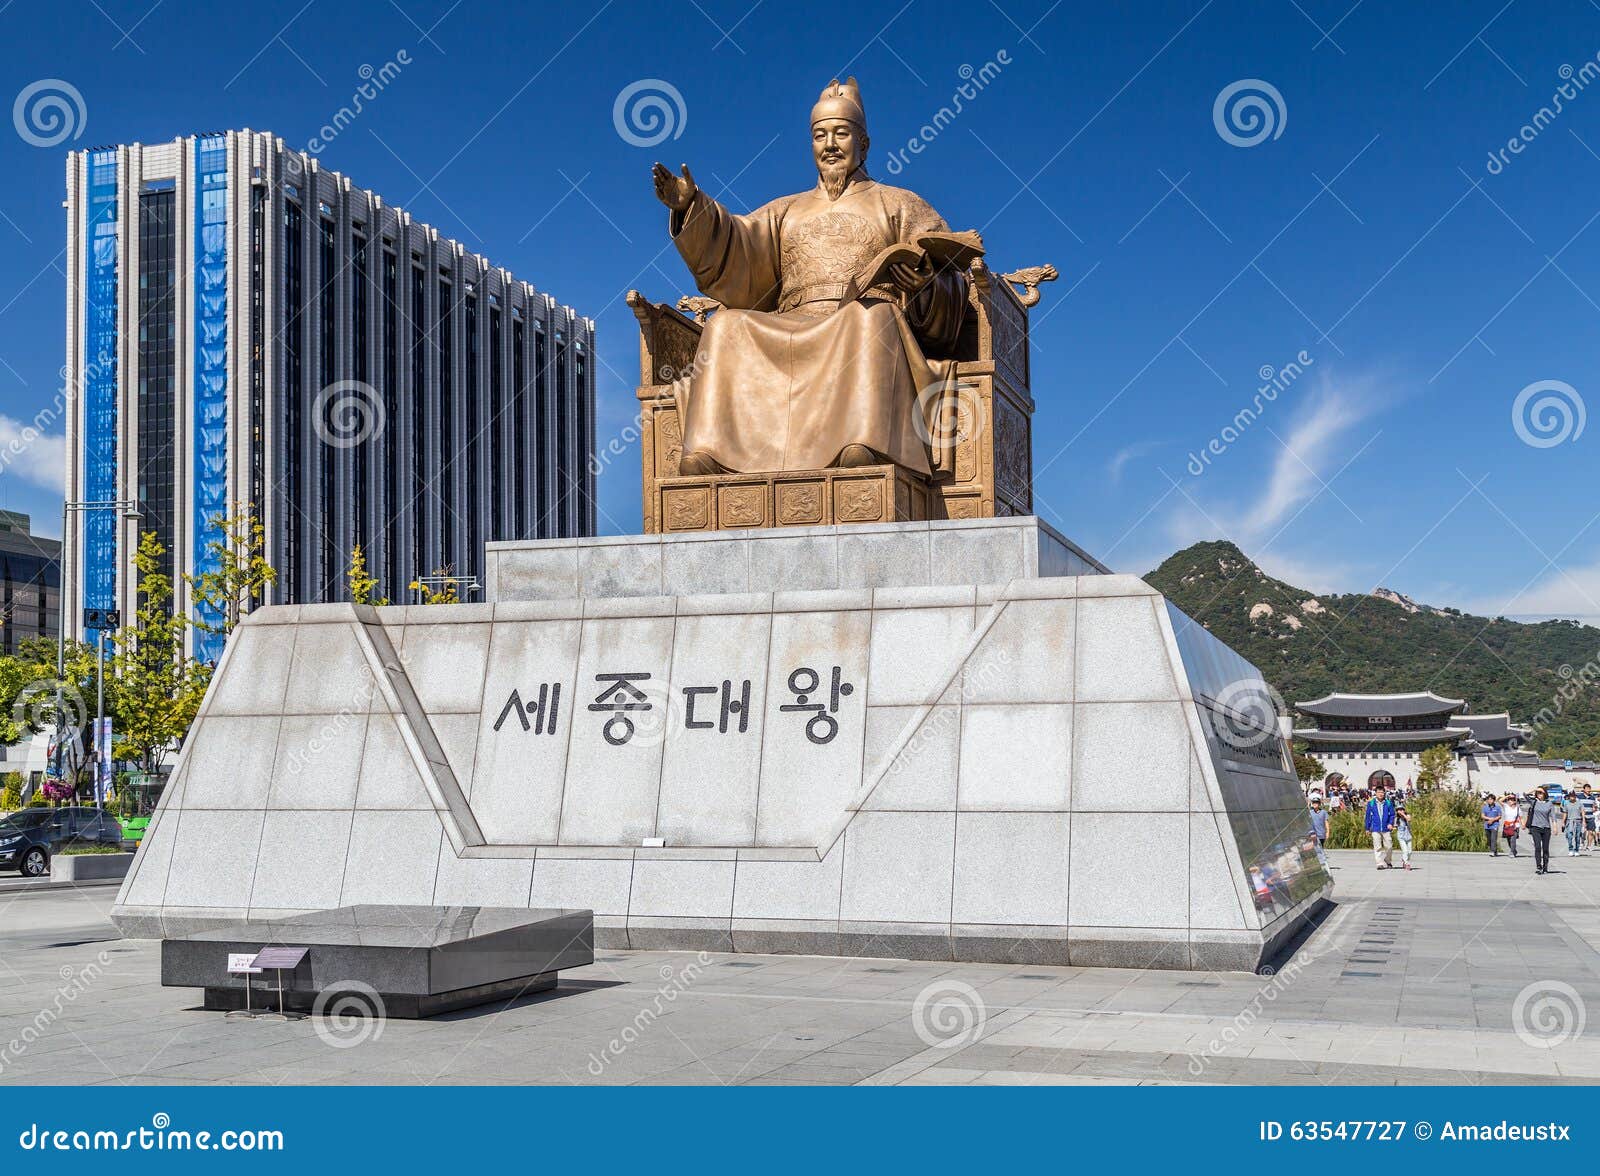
[[114, 518, 1330, 972], [161, 905, 594, 1017]]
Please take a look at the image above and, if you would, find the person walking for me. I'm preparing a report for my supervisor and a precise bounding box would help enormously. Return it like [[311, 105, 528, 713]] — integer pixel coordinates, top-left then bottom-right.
[[1394, 802, 1414, 871], [1481, 794, 1503, 857], [1563, 791, 1585, 857], [1365, 784, 1396, 870], [1528, 788, 1558, 875], [1309, 796, 1328, 850], [1580, 783, 1597, 851], [1501, 793, 1521, 859]]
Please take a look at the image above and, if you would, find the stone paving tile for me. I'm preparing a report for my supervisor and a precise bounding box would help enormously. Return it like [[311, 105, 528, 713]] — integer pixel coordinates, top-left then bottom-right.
[[3, 850, 1598, 1085]]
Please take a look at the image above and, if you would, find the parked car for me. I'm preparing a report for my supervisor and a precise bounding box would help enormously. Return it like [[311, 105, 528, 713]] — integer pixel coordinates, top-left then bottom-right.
[[0, 807, 125, 877]]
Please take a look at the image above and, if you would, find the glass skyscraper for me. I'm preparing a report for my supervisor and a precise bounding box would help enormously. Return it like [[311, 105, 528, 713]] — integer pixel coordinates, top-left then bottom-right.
[[63, 130, 597, 661], [0, 511, 60, 656]]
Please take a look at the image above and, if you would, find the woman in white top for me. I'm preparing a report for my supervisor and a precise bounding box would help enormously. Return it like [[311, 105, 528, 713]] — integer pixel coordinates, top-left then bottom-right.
[[1501, 794, 1522, 859]]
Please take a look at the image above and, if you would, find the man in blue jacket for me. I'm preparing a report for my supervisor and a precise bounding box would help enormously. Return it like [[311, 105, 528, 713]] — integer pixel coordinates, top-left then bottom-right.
[[1365, 785, 1397, 870], [1481, 794, 1503, 857]]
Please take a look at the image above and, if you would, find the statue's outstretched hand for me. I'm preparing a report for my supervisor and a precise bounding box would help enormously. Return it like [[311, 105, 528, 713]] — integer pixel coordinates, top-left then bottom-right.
[[652, 162, 698, 212], [888, 256, 935, 295]]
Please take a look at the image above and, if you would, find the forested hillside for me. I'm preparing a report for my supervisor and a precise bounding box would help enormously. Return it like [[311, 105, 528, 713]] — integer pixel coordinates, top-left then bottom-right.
[[1146, 540, 1600, 758]]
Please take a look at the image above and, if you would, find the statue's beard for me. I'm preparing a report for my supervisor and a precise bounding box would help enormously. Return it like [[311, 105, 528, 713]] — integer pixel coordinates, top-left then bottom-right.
[[818, 157, 855, 200]]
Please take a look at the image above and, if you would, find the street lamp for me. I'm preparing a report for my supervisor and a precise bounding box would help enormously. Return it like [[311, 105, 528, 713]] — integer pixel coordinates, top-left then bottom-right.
[[56, 499, 140, 809]]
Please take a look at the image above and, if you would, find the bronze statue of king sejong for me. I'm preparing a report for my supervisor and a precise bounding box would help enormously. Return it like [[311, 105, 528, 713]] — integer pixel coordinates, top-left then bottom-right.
[[651, 77, 971, 478]]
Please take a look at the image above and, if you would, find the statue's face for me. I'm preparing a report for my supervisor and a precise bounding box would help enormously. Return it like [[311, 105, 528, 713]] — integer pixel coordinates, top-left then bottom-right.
[[812, 118, 866, 174]]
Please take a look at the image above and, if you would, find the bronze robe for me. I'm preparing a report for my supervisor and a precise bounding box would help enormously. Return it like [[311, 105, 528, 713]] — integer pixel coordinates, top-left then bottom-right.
[[670, 172, 967, 475]]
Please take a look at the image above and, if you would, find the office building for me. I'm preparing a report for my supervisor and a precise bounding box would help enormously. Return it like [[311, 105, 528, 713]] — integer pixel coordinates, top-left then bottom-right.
[[0, 511, 60, 655], [63, 130, 596, 661]]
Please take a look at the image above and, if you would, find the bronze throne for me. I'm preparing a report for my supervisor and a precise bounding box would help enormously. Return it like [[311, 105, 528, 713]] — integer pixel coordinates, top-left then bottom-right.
[[627, 261, 1054, 534]]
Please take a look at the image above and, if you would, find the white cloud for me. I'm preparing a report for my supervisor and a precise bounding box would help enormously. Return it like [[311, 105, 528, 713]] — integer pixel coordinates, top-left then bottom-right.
[[1251, 550, 1359, 596], [1147, 371, 1385, 594], [1454, 563, 1600, 623], [1233, 385, 1371, 538], [1107, 439, 1161, 483], [0, 415, 66, 493]]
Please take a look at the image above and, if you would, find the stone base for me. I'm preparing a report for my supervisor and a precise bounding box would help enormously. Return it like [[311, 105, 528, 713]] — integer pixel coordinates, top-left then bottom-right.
[[200, 972, 557, 1018], [486, 515, 1106, 603], [116, 520, 1331, 974], [161, 905, 593, 1018], [656, 464, 933, 533]]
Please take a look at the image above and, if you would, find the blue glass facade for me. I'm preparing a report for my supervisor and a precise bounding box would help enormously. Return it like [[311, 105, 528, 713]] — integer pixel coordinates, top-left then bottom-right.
[[191, 136, 229, 662], [83, 150, 119, 612]]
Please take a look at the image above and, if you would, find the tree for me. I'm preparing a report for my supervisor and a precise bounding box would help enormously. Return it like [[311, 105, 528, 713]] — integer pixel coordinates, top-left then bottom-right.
[[186, 505, 278, 637], [1417, 744, 1457, 791], [347, 544, 388, 606], [409, 567, 462, 606], [0, 636, 110, 797], [1292, 746, 1327, 786], [114, 531, 212, 773]]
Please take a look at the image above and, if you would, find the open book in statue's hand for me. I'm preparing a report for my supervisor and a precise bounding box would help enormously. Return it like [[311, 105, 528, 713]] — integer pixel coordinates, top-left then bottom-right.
[[840, 229, 985, 303]]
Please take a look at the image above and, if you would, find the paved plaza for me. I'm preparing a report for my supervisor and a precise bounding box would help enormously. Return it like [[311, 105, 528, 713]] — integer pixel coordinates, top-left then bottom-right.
[[2, 849, 1598, 1086]]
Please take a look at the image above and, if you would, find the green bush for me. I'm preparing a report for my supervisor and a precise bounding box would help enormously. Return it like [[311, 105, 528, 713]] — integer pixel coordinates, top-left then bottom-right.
[[0, 772, 21, 811], [1327, 808, 1366, 848], [1323, 793, 1490, 851], [1407, 814, 1486, 852], [1412, 791, 1480, 820], [59, 844, 126, 856]]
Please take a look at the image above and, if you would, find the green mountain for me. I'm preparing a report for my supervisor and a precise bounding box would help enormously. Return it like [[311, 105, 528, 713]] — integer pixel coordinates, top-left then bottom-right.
[[1145, 540, 1600, 759]]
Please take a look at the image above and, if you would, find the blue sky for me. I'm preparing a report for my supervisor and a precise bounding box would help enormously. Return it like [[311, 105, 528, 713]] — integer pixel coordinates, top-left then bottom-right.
[[1, 0, 1597, 618]]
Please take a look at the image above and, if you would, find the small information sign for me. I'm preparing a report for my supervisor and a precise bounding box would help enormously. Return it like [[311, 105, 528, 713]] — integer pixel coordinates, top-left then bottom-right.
[[227, 952, 262, 975], [252, 946, 309, 970]]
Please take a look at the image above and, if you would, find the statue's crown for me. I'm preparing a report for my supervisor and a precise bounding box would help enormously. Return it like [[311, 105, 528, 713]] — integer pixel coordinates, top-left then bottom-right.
[[811, 77, 866, 130]]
